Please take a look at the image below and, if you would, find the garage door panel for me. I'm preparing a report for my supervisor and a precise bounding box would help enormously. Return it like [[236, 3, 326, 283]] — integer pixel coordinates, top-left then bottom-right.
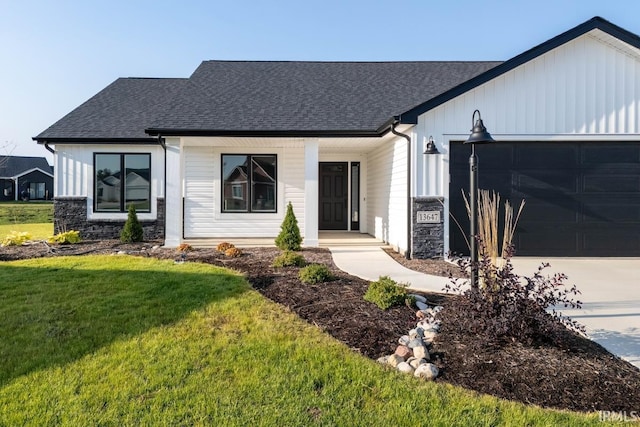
[[583, 175, 640, 193], [515, 144, 578, 169], [516, 172, 577, 193], [450, 141, 640, 256]]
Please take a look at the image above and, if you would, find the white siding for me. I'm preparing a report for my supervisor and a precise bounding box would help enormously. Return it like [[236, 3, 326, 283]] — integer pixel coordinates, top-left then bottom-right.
[[366, 136, 408, 253], [53, 143, 164, 221], [183, 143, 306, 238], [416, 32, 640, 197]]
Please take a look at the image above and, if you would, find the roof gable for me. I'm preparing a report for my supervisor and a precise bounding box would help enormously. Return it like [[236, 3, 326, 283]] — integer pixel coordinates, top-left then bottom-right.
[[0, 156, 52, 178], [399, 16, 640, 123]]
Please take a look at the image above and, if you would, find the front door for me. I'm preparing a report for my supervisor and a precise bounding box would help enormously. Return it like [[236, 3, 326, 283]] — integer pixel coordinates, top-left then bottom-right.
[[319, 162, 348, 230]]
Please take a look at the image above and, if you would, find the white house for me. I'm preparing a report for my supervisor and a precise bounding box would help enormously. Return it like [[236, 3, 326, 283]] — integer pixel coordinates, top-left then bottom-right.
[[34, 17, 640, 257]]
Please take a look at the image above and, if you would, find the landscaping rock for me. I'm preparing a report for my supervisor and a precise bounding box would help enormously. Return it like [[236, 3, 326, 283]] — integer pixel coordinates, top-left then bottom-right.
[[414, 363, 439, 380], [394, 345, 412, 360], [415, 300, 429, 310], [409, 358, 427, 369], [413, 345, 429, 360], [409, 294, 427, 303], [397, 362, 415, 374], [422, 330, 438, 343], [398, 335, 410, 346], [377, 356, 389, 365], [387, 354, 404, 367], [407, 338, 424, 349], [408, 328, 418, 339]]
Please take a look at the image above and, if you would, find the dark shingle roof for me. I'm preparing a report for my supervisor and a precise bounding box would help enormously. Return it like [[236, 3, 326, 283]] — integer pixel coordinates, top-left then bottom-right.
[[0, 156, 52, 178], [146, 61, 501, 135], [34, 78, 188, 142]]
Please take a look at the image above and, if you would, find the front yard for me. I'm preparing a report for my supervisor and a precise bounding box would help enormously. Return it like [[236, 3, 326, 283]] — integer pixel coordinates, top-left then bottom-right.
[[0, 255, 601, 426]]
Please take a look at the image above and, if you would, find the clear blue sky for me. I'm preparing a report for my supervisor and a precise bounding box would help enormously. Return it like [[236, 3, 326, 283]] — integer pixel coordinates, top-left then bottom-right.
[[2, 0, 640, 163]]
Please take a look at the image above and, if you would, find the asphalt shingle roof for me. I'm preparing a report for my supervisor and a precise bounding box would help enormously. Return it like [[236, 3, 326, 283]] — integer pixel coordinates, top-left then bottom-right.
[[34, 62, 501, 141], [0, 156, 52, 178], [35, 78, 188, 141], [148, 61, 502, 134]]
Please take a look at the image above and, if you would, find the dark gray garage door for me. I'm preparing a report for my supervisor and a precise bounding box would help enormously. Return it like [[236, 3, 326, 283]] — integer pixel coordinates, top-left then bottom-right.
[[450, 141, 640, 256]]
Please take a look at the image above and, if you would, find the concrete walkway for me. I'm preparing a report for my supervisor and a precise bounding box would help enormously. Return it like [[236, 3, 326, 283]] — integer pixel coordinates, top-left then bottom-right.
[[329, 245, 640, 369]]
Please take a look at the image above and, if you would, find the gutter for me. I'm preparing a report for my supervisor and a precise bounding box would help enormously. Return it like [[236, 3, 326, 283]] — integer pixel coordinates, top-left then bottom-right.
[[390, 118, 412, 260]]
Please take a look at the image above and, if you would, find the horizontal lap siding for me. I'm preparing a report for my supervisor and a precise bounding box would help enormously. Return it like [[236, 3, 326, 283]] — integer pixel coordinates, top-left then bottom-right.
[[367, 138, 407, 252], [183, 145, 305, 238]]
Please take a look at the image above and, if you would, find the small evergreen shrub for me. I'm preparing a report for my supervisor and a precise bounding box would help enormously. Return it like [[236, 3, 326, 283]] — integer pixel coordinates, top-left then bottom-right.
[[364, 276, 408, 310], [48, 230, 81, 244], [225, 247, 242, 258], [299, 264, 333, 284], [217, 242, 234, 252], [275, 202, 302, 251], [272, 250, 307, 267], [1, 231, 32, 247], [120, 205, 144, 243]]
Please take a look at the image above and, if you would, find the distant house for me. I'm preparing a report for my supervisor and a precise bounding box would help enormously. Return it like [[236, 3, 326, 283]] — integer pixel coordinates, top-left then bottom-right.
[[0, 156, 53, 202], [33, 17, 640, 256]]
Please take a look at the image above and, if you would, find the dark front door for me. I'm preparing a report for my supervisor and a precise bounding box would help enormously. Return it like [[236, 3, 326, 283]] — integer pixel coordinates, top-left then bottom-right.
[[450, 141, 640, 256], [319, 162, 348, 230]]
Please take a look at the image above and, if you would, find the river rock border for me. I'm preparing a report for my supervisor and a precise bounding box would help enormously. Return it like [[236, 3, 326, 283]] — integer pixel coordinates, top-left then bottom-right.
[[377, 294, 443, 381]]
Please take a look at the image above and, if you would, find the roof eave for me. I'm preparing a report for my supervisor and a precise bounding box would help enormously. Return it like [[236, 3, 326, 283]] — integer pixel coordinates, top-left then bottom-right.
[[33, 137, 161, 145], [144, 128, 384, 138]]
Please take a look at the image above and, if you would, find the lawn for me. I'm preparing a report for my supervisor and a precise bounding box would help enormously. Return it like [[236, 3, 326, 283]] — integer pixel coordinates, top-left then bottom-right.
[[0, 201, 53, 225], [0, 223, 53, 240], [0, 256, 599, 426]]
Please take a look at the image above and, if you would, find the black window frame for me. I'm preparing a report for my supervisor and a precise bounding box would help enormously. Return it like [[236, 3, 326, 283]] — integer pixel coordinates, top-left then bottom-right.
[[221, 153, 278, 213], [94, 153, 152, 213]]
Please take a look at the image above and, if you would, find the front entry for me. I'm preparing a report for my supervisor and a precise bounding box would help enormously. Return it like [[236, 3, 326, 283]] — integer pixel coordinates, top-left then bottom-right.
[[319, 162, 348, 230]]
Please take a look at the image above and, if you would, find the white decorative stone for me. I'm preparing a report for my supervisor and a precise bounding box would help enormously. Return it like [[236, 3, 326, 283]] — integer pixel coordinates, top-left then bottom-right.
[[407, 338, 424, 349], [414, 363, 439, 380], [413, 345, 429, 360], [422, 330, 438, 343], [409, 294, 427, 303], [377, 356, 389, 365], [409, 358, 427, 369], [398, 335, 410, 346], [117, 251, 127, 255], [397, 362, 415, 374], [152, 245, 160, 251], [408, 328, 418, 340], [387, 354, 404, 367]]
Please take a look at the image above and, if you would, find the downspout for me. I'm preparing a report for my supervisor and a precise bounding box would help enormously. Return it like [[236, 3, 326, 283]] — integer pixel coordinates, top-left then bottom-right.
[[43, 142, 55, 155], [158, 135, 167, 242], [390, 118, 412, 259]]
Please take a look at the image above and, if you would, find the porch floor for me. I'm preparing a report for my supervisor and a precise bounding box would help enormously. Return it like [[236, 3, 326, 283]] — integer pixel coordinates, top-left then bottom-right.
[[183, 231, 388, 248]]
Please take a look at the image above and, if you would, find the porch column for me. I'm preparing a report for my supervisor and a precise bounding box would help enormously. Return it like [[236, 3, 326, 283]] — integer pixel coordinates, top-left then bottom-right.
[[164, 138, 182, 247], [304, 139, 319, 246]]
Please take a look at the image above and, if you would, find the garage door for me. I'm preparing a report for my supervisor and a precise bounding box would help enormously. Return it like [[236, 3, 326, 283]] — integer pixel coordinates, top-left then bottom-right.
[[450, 141, 640, 256]]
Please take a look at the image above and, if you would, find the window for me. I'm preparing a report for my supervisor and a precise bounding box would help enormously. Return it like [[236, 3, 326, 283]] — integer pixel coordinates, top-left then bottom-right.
[[222, 154, 276, 213], [28, 182, 46, 200], [95, 153, 151, 212]]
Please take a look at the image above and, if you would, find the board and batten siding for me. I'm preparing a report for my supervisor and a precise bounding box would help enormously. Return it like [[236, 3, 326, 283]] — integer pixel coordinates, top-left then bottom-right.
[[366, 136, 408, 253], [416, 30, 640, 198], [52, 143, 164, 221], [183, 144, 305, 238]]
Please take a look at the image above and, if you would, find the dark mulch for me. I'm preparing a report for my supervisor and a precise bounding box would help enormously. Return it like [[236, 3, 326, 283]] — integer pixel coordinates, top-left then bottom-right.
[[2, 240, 639, 413]]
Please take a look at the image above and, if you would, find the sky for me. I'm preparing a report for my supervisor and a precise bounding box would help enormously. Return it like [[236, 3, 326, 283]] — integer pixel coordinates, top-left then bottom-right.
[[2, 0, 640, 164]]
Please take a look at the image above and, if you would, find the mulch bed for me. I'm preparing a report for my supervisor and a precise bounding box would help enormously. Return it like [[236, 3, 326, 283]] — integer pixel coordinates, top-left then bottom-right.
[[1, 240, 639, 413]]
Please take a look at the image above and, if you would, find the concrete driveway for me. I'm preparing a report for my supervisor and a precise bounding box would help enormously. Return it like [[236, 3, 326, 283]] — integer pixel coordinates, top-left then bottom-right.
[[510, 258, 640, 368]]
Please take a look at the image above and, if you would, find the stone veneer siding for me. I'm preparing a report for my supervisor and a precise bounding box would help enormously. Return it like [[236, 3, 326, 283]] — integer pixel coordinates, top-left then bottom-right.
[[411, 197, 445, 259], [53, 197, 165, 241]]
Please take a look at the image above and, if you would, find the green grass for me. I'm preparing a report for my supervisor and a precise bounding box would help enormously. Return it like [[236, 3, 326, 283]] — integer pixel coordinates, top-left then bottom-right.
[[0, 201, 53, 225], [0, 222, 53, 240], [0, 256, 600, 426]]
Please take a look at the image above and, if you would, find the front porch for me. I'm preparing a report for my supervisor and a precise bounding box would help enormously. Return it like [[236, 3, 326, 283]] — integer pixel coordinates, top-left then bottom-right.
[[182, 231, 387, 248]]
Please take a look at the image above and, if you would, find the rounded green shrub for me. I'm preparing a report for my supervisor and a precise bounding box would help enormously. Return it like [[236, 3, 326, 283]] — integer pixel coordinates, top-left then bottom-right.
[[364, 275, 408, 310], [272, 250, 307, 267], [299, 263, 333, 284]]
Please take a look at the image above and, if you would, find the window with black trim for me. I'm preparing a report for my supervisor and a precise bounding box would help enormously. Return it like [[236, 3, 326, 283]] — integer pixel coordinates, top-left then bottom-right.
[[95, 153, 151, 212], [222, 154, 277, 213]]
